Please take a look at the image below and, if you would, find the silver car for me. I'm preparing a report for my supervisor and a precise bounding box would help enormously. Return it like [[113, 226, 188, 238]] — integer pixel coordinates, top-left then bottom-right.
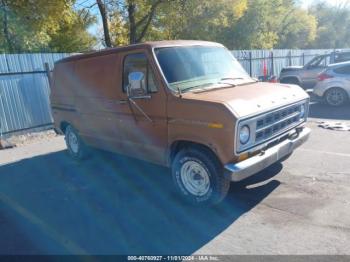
[[313, 61, 350, 106]]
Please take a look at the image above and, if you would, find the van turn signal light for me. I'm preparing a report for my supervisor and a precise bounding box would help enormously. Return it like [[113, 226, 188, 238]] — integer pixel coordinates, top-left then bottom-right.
[[208, 123, 223, 129]]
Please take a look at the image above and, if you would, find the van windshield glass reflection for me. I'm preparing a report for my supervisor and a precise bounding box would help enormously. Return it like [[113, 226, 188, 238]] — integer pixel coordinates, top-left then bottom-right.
[[155, 46, 253, 92]]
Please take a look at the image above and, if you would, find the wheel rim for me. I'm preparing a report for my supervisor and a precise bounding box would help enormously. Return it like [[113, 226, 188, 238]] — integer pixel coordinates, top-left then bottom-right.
[[327, 89, 345, 106], [68, 130, 79, 154], [180, 160, 210, 197]]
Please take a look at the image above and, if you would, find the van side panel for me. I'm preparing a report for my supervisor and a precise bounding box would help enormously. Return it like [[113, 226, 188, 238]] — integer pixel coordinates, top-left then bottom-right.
[[51, 61, 78, 133], [73, 53, 122, 149]]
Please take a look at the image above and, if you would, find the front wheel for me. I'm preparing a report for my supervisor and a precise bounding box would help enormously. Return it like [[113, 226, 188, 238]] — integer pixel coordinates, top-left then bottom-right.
[[172, 147, 230, 206], [324, 87, 348, 107]]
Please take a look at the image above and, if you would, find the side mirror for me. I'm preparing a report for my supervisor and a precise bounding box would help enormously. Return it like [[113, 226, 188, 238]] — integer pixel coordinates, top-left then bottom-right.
[[127, 72, 146, 97]]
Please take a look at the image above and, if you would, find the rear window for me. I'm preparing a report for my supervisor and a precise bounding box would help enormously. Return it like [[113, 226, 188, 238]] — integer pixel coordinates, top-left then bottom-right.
[[334, 52, 350, 63], [333, 65, 350, 75]]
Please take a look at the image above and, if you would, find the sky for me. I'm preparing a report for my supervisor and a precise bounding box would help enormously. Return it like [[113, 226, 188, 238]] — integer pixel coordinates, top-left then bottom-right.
[[301, 0, 349, 8]]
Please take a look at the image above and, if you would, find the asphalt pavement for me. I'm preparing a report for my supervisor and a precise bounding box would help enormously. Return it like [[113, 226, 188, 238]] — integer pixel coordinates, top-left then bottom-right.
[[0, 102, 349, 255]]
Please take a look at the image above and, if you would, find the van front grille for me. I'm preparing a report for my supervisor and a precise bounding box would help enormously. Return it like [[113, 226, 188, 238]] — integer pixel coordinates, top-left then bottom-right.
[[255, 104, 302, 142], [236, 101, 308, 154]]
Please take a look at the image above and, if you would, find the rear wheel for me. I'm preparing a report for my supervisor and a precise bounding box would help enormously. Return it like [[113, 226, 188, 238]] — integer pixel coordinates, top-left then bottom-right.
[[324, 87, 348, 106], [65, 125, 88, 160], [172, 147, 230, 206]]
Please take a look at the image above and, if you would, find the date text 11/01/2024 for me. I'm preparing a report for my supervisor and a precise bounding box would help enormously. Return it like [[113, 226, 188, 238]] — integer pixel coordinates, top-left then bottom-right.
[[127, 256, 219, 261]]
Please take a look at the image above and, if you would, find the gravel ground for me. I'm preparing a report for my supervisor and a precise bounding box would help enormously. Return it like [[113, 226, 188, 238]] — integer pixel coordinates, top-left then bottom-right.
[[4, 130, 58, 147]]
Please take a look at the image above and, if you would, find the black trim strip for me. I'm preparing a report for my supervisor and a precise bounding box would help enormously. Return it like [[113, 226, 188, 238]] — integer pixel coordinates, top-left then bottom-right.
[[0, 71, 48, 76], [51, 106, 77, 112], [2, 123, 53, 135]]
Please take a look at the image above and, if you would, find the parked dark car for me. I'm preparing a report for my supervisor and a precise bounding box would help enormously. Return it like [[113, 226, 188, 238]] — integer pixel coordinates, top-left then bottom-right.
[[279, 51, 350, 89]]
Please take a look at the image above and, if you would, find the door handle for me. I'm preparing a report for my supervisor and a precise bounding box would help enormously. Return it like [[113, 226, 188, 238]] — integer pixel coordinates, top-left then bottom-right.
[[119, 100, 128, 104]]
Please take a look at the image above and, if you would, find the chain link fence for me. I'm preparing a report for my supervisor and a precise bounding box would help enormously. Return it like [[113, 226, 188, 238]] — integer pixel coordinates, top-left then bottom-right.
[[231, 49, 341, 79]]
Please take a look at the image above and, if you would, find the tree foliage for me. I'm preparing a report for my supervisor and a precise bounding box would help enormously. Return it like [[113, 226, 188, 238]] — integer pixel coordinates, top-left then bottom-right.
[[0, 0, 96, 53], [308, 1, 350, 48], [2, 0, 350, 52], [95, 0, 168, 47], [48, 9, 97, 52], [154, 0, 247, 44], [230, 0, 317, 49], [94, 0, 319, 49]]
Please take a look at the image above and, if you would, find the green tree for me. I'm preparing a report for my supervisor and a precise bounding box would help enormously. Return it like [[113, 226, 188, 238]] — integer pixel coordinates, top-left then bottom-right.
[[92, 0, 246, 46], [94, 0, 167, 46], [154, 0, 247, 45], [0, 0, 96, 53], [230, 0, 278, 49], [230, 0, 316, 49], [309, 2, 350, 48], [276, 9, 317, 48], [48, 9, 97, 52]]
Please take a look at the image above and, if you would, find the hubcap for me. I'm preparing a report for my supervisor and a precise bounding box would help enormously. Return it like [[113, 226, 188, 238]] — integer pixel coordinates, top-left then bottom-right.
[[68, 131, 79, 154], [180, 160, 210, 197], [327, 89, 345, 106]]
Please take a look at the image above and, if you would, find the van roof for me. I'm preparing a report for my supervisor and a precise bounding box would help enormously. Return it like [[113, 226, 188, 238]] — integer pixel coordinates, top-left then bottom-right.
[[56, 40, 223, 64]]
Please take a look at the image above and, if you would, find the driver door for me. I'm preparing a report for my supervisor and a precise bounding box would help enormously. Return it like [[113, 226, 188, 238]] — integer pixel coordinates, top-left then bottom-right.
[[116, 51, 168, 165]]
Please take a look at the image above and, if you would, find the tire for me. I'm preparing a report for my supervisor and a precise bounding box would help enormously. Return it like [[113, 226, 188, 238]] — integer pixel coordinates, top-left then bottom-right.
[[171, 147, 230, 206], [65, 125, 88, 160], [324, 87, 348, 107]]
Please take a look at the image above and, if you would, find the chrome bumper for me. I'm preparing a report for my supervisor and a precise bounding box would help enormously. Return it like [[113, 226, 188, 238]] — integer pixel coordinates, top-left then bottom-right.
[[225, 127, 311, 182]]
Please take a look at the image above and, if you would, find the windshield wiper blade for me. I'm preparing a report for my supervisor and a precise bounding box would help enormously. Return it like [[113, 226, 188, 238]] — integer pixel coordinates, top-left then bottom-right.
[[180, 82, 215, 93], [220, 77, 244, 81], [218, 77, 257, 86], [217, 77, 245, 86]]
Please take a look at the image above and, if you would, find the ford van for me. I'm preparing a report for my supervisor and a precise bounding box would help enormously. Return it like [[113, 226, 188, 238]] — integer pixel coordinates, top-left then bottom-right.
[[50, 40, 310, 205]]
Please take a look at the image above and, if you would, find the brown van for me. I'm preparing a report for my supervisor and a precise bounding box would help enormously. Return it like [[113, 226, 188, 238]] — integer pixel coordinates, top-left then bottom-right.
[[50, 40, 310, 205]]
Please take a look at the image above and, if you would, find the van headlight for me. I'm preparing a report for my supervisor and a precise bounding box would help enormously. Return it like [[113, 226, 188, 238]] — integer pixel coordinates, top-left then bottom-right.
[[239, 125, 250, 145], [300, 104, 306, 118]]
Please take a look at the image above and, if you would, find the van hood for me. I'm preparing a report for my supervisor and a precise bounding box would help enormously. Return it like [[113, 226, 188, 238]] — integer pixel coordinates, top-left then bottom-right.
[[182, 81, 309, 118]]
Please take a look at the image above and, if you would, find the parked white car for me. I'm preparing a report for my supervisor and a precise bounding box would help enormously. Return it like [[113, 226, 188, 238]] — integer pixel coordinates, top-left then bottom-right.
[[313, 61, 350, 106]]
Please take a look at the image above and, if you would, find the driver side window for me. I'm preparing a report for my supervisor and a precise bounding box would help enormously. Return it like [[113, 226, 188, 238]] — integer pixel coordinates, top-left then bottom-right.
[[122, 53, 157, 93]]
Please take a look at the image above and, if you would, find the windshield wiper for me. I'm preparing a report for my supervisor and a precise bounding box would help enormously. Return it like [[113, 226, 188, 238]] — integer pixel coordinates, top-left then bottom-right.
[[217, 77, 245, 86], [218, 77, 257, 86], [180, 82, 215, 93], [220, 77, 244, 81]]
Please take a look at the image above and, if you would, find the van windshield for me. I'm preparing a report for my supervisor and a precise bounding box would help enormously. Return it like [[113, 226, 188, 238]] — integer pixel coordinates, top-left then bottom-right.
[[154, 46, 253, 92]]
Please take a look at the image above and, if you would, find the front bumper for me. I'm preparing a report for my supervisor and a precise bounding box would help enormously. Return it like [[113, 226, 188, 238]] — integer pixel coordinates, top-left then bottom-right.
[[225, 127, 311, 182], [313, 84, 326, 97]]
